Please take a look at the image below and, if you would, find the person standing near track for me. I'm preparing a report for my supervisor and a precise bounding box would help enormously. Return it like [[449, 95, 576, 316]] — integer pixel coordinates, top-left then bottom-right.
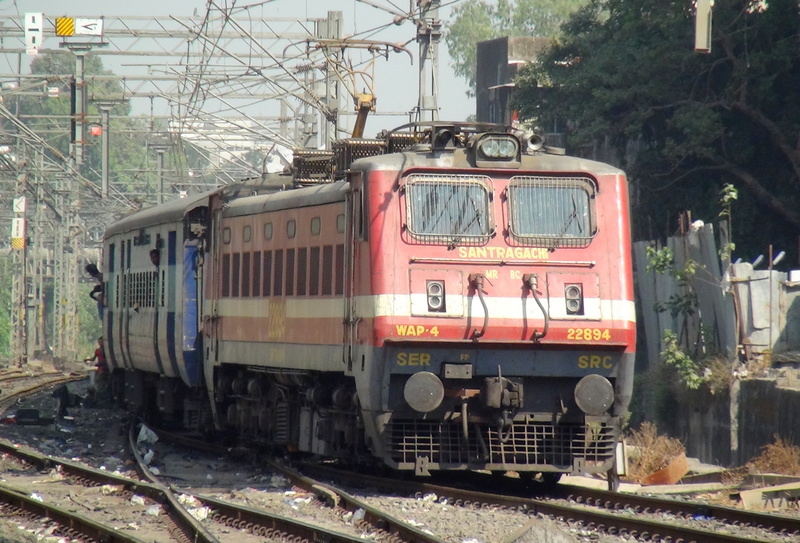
[[84, 337, 109, 400]]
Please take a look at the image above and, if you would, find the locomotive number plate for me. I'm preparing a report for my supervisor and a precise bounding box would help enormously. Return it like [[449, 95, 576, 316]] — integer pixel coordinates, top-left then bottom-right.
[[395, 324, 440, 337], [567, 327, 611, 341]]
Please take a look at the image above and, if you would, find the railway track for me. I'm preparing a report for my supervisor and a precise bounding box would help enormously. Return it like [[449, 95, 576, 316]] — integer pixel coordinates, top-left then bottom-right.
[[0, 426, 448, 543], [2, 380, 799, 543], [0, 369, 86, 412], [296, 463, 800, 543], [151, 429, 800, 542]]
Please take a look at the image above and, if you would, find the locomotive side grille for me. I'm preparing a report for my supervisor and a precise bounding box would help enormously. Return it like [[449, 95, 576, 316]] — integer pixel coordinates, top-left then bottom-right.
[[386, 419, 616, 468], [386, 133, 416, 153], [274, 401, 290, 444], [331, 139, 386, 173], [292, 149, 336, 185]]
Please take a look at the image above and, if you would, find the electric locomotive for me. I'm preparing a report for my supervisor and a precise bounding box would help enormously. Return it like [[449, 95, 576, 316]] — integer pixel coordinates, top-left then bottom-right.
[[102, 122, 635, 487]]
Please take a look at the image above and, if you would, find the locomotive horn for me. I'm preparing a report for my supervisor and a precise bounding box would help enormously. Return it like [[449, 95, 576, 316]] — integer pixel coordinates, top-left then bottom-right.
[[525, 133, 545, 151]]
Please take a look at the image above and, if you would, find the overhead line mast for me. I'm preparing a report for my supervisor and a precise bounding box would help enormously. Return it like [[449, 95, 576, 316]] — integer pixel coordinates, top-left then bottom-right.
[[0, 3, 442, 365]]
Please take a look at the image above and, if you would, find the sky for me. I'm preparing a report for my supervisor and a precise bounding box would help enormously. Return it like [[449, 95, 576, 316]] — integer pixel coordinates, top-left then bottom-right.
[[4, 0, 474, 135]]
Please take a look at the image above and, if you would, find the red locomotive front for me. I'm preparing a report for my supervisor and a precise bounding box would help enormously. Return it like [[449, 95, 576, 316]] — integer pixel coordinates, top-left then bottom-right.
[[348, 126, 635, 484]]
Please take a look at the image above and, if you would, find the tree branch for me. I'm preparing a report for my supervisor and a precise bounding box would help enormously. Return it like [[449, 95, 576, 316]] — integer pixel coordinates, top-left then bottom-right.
[[731, 102, 800, 182], [716, 158, 800, 229]]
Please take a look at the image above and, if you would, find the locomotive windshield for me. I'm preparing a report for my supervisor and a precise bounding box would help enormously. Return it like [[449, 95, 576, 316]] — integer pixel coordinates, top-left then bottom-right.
[[508, 176, 597, 248], [404, 174, 493, 246]]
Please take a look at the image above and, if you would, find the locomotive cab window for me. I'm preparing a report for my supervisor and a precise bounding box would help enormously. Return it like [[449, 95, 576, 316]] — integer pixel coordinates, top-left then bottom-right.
[[507, 176, 597, 248], [404, 174, 493, 245]]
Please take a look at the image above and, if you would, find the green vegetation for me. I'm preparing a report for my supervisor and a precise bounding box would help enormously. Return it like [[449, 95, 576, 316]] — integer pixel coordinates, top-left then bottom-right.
[[514, 0, 800, 264], [444, 0, 588, 94]]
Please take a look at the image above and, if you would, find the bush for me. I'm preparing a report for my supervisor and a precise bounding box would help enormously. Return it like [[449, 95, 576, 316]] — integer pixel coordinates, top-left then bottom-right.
[[748, 435, 800, 476], [625, 421, 685, 482]]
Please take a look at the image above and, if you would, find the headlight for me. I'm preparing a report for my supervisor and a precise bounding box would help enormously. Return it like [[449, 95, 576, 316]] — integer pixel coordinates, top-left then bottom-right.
[[404, 372, 444, 413], [574, 374, 614, 416], [565, 283, 583, 315], [477, 135, 519, 160], [427, 280, 445, 312]]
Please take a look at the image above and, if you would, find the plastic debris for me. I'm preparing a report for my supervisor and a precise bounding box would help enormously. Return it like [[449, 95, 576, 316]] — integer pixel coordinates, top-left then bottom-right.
[[178, 494, 202, 507], [268, 474, 289, 487], [145, 505, 161, 517], [142, 449, 154, 465], [130, 495, 146, 506], [29, 493, 43, 502], [189, 506, 210, 521], [100, 485, 122, 495], [137, 424, 159, 446]]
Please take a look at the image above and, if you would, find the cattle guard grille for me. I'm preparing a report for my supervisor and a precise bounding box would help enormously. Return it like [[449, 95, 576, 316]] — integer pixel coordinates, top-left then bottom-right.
[[385, 419, 616, 468]]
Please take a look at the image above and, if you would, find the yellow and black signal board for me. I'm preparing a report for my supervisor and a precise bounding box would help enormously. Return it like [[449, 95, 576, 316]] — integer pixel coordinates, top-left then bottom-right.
[[55, 17, 75, 37]]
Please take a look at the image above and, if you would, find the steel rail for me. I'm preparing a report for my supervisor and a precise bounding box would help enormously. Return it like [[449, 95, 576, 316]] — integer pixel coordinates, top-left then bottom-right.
[[298, 463, 790, 543], [128, 425, 380, 543], [267, 460, 449, 543], [183, 491, 387, 543], [0, 481, 148, 543], [126, 423, 222, 543], [0, 373, 87, 412], [557, 485, 800, 538], [149, 430, 449, 543]]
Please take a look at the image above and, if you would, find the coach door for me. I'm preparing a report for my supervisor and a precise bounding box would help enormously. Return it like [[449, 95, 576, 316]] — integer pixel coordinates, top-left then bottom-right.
[[205, 196, 225, 368], [343, 173, 364, 372]]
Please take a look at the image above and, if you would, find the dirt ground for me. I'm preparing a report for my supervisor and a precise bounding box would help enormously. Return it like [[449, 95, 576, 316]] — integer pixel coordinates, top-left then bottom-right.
[[1, 377, 131, 472]]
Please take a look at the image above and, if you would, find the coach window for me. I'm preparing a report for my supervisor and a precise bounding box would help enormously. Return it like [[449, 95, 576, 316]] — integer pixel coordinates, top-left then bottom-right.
[[232, 253, 241, 297], [242, 252, 251, 297], [287, 219, 296, 239], [337, 214, 345, 233], [322, 245, 333, 295], [222, 227, 231, 244], [222, 254, 231, 297], [252, 252, 261, 297], [310, 247, 320, 296], [243, 225, 251, 242], [286, 249, 295, 296], [273, 250, 284, 296], [264, 222, 273, 241], [262, 251, 273, 297], [507, 176, 597, 248], [297, 248, 308, 296], [311, 217, 321, 236]]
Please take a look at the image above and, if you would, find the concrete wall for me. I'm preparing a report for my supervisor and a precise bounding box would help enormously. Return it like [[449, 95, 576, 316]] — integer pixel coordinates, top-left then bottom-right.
[[675, 389, 733, 466], [675, 379, 800, 467], [635, 225, 800, 467], [475, 36, 549, 124], [734, 379, 800, 465]]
